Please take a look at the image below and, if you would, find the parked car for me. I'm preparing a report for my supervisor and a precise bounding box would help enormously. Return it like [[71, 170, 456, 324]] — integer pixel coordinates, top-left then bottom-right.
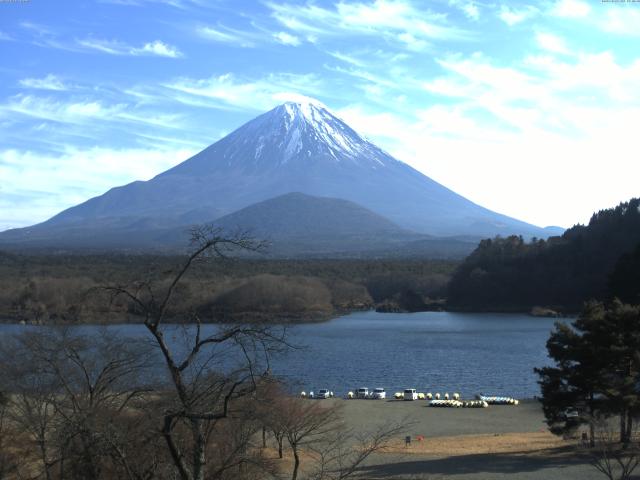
[[404, 388, 418, 400], [371, 388, 386, 399], [317, 389, 331, 399], [562, 408, 579, 421], [356, 387, 370, 399]]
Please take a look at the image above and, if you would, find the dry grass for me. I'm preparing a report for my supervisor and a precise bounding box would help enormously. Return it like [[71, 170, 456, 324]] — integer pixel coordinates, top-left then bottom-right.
[[382, 431, 570, 457]]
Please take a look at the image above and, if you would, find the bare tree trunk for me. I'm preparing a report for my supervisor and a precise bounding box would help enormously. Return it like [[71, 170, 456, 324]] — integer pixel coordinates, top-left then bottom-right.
[[272, 429, 284, 458], [291, 444, 300, 480], [262, 426, 266, 448], [80, 429, 101, 480], [192, 419, 207, 480], [162, 416, 191, 480], [589, 397, 595, 448], [38, 438, 53, 480], [59, 447, 65, 480]]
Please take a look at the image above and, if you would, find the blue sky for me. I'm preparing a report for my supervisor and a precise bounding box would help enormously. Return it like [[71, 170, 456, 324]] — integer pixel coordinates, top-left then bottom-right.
[[1, 0, 639, 231]]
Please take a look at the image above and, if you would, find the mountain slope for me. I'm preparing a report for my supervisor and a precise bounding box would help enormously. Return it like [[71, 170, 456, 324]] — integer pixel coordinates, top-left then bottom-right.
[[210, 192, 408, 238], [0, 100, 562, 250], [159, 192, 477, 257]]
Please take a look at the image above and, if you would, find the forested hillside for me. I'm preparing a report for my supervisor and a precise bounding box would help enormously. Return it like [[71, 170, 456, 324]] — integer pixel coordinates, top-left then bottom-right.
[[0, 253, 455, 324], [447, 198, 640, 312]]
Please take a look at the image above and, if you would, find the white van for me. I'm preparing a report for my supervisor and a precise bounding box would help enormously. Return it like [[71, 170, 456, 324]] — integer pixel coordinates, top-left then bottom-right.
[[372, 388, 386, 399], [356, 387, 369, 399], [404, 388, 418, 400]]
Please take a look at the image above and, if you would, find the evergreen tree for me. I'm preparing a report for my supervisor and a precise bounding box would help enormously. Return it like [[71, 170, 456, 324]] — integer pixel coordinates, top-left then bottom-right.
[[536, 300, 640, 444], [448, 198, 640, 311], [609, 243, 640, 304]]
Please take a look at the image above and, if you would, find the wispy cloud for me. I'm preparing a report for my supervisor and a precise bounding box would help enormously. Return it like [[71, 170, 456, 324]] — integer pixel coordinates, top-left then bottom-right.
[[76, 38, 124, 55], [20, 21, 56, 37], [535, 32, 570, 55], [498, 5, 539, 26], [449, 0, 480, 20], [273, 31, 301, 46], [19, 74, 70, 91], [266, 0, 473, 50], [327, 51, 367, 67], [1, 94, 195, 141], [19, 21, 74, 51], [97, 0, 208, 9], [0, 146, 195, 230], [19, 21, 183, 58], [324, 63, 420, 109], [163, 72, 327, 111], [551, 0, 591, 18], [5, 94, 126, 124], [502, 1, 637, 38], [132, 40, 183, 57], [328, 48, 409, 67], [196, 25, 259, 48], [358, 48, 640, 226], [77, 38, 183, 57], [0, 30, 13, 41], [600, 7, 640, 36], [424, 50, 640, 130]]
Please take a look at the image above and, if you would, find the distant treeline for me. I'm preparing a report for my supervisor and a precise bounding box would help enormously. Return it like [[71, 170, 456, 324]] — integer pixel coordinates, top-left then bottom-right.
[[0, 253, 455, 324], [447, 198, 640, 312], [8, 198, 639, 322]]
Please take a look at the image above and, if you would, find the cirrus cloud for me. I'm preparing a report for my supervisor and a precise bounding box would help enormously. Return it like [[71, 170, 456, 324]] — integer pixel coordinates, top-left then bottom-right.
[[19, 74, 70, 91], [77, 37, 183, 57]]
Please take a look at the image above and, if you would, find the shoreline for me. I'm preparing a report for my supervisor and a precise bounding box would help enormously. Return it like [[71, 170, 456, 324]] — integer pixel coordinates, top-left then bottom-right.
[[0, 307, 576, 326]]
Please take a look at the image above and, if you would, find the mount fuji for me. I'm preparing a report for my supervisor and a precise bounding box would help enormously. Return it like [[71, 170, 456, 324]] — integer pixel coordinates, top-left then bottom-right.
[[0, 100, 562, 254]]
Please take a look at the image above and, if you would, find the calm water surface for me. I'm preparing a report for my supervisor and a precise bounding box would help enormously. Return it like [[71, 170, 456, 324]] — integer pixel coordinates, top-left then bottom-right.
[[0, 311, 563, 399], [281, 311, 562, 398]]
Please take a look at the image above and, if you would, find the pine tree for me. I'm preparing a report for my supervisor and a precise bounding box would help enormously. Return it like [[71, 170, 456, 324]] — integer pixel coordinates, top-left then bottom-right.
[[536, 300, 640, 444], [609, 244, 640, 304]]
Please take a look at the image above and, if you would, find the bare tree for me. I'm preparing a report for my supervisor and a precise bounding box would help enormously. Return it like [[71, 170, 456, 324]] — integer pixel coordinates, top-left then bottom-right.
[[306, 420, 408, 480], [586, 416, 640, 480], [0, 391, 18, 480], [2, 349, 59, 480], [0, 328, 158, 479], [275, 398, 343, 480], [105, 226, 287, 480], [260, 392, 408, 480], [254, 379, 289, 459]]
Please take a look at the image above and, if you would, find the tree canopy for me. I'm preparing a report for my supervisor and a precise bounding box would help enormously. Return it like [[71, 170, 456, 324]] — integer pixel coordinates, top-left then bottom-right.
[[536, 300, 640, 444], [448, 198, 640, 311]]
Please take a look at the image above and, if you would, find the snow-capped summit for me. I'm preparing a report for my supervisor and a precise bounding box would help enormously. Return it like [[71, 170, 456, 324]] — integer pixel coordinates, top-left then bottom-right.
[[172, 100, 391, 172], [1, 100, 563, 248], [274, 100, 388, 165]]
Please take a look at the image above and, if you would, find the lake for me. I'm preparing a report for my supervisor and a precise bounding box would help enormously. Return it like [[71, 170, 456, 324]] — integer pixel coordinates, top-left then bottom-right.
[[281, 311, 561, 399], [0, 311, 563, 399]]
